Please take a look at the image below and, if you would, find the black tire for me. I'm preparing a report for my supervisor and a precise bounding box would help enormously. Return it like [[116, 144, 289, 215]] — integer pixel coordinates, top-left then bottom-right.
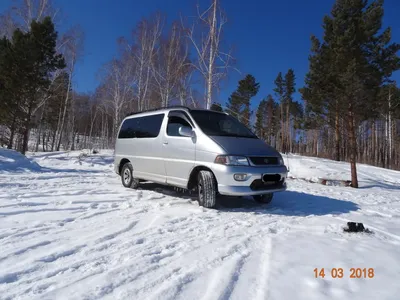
[[253, 193, 273, 204], [121, 162, 140, 189], [197, 170, 217, 208]]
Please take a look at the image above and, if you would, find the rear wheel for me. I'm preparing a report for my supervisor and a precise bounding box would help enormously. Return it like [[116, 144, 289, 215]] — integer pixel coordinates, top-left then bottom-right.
[[197, 170, 217, 208], [121, 162, 140, 189], [253, 193, 273, 204]]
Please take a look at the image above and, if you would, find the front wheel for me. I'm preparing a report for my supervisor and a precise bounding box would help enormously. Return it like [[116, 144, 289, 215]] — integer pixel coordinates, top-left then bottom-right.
[[253, 193, 273, 204], [197, 170, 217, 208]]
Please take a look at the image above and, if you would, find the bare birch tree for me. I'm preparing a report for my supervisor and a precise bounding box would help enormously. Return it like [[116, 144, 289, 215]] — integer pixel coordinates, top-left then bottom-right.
[[151, 22, 190, 107], [6, 0, 61, 32], [185, 0, 235, 109], [0, 12, 17, 38], [56, 25, 84, 151], [99, 57, 135, 140], [123, 14, 164, 111]]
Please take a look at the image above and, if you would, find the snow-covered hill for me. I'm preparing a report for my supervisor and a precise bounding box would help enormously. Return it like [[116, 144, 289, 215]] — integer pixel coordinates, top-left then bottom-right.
[[0, 149, 399, 300]]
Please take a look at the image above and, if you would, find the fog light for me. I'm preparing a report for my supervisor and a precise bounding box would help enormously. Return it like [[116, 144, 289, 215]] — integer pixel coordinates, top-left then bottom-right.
[[234, 173, 248, 181]]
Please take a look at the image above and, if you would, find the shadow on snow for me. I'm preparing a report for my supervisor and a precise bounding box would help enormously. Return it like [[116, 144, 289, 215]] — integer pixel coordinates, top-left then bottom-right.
[[137, 182, 360, 216], [219, 191, 360, 216], [358, 180, 400, 191]]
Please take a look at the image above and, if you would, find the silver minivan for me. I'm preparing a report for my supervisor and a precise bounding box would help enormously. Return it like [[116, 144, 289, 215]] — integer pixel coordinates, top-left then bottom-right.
[[114, 106, 288, 208]]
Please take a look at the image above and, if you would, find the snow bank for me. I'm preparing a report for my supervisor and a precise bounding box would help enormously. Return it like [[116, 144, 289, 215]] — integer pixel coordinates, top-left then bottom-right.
[[282, 153, 400, 187], [0, 148, 41, 173]]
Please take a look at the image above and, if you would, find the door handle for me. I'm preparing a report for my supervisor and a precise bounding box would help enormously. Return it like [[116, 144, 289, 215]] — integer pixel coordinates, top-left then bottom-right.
[[163, 141, 168, 145]]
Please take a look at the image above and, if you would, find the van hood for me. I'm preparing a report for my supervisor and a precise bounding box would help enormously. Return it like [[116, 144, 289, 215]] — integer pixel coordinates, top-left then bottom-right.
[[209, 136, 281, 157]]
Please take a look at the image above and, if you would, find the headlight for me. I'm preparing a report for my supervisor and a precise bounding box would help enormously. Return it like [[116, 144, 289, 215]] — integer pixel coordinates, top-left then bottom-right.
[[214, 155, 249, 166], [278, 157, 284, 165]]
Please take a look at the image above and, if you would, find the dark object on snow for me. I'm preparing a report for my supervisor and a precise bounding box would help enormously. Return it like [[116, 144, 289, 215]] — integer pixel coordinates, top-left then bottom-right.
[[92, 149, 99, 154], [343, 222, 373, 234], [319, 178, 352, 187]]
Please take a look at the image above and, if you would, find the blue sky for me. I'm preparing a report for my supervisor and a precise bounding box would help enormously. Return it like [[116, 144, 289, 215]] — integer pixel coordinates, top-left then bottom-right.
[[1, 0, 399, 109]]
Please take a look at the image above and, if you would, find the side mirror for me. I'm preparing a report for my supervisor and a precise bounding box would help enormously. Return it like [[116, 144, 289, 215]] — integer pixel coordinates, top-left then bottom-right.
[[179, 126, 194, 137]]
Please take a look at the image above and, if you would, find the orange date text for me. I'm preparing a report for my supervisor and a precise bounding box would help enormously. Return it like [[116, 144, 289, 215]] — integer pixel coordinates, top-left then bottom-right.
[[314, 268, 374, 279]]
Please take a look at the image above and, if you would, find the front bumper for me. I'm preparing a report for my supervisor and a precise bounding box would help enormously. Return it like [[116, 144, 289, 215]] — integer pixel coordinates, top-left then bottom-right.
[[211, 164, 288, 196]]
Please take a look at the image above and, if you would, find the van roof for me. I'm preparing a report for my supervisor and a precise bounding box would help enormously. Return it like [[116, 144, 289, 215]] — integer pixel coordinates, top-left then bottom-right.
[[124, 105, 227, 118]]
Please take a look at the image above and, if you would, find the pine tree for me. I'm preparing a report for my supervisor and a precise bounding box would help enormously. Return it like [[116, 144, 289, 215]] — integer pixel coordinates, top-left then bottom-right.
[[226, 74, 260, 127], [273, 72, 285, 152], [0, 35, 25, 149], [265, 94, 280, 147], [254, 99, 266, 139], [210, 102, 223, 112], [301, 0, 400, 188], [2, 17, 65, 154], [284, 69, 295, 152], [253, 94, 280, 146]]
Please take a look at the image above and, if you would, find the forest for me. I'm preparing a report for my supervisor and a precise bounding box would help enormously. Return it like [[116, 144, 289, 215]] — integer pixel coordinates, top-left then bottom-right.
[[0, 0, 399, 188]]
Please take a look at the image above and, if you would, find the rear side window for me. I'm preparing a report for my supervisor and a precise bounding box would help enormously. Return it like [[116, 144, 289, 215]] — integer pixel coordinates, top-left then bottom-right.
[[118, 113, 164, 139]]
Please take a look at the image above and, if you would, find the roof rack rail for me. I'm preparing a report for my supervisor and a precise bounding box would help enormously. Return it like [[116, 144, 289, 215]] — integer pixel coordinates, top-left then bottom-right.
[[125, 105, 191, 117]]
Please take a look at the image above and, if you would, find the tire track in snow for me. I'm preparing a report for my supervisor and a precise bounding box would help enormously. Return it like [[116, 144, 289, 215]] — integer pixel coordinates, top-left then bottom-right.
[[79, 208, 120, 220], [140, 221, 282, 300], [130, 237, 253, 300], [3, 203, 297, 299], [6, 214, 173, 296], [131, 213, 297, 299], [0, 265, 41, 284], [255, 237, 272, 300], [200, 252, 250, 300], [73, 235, 252, 300], [0, 241, 52, 263], [37, 244, 87, 263], [95, 220, 139, 244], [0, 243, 88, 287]]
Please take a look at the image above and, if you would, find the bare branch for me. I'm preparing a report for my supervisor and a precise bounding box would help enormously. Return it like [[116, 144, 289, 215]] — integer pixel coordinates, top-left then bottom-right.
[[183, 0, 238, 109]]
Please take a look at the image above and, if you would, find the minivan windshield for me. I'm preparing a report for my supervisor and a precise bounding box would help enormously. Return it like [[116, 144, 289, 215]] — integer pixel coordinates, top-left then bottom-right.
[[190, 110, 258, 138]]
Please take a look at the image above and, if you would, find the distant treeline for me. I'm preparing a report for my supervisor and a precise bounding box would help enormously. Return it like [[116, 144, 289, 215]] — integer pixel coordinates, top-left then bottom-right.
[[0, 0, 399, 189]]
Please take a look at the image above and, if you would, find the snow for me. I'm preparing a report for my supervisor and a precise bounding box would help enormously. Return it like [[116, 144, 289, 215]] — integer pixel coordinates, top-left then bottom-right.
[[283, 153, 400, 187], [0, 149, 400, 300], [0, 148, 41, 173]]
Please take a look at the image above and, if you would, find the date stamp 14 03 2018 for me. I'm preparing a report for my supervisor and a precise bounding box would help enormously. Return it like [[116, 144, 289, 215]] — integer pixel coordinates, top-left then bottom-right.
[[314, 268, 375, 279]]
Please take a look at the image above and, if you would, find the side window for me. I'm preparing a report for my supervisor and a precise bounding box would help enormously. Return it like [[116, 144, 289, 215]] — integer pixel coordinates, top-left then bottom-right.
[[118, 118, 137, 139], [167, 116, 192, 137], [136, 114, 164, 138], [118, 113, 164, 139]]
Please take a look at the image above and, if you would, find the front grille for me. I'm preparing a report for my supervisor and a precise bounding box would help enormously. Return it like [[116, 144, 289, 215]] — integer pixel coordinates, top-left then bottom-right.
[[248, 156, 279, 166], [250, 178, 285, 191]]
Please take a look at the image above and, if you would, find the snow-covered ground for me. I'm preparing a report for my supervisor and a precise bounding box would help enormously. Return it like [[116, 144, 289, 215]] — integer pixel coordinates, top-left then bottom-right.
[[0, 149, 399, 300]]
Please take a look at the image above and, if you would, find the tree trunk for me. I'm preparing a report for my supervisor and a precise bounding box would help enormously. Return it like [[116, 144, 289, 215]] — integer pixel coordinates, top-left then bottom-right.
[[347, 108, 358, 188], [371, 120, 375, 165], [51, 127, 57, 151], [35, 107, 45, 152], [35, 126, 41, 152], [71, 131, 76, 150], [21, 96, 37, 155], [57, 62, 74, 151], [21, 107, 33, 155], [42, 131, 46, 152], [388, 89, 392, 168], [335, 109, 340, 161], [286, 102, 290, 153], [7, 115, 17, 149], [206, 0, 217, 109], [280, 103, 284, 152]]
